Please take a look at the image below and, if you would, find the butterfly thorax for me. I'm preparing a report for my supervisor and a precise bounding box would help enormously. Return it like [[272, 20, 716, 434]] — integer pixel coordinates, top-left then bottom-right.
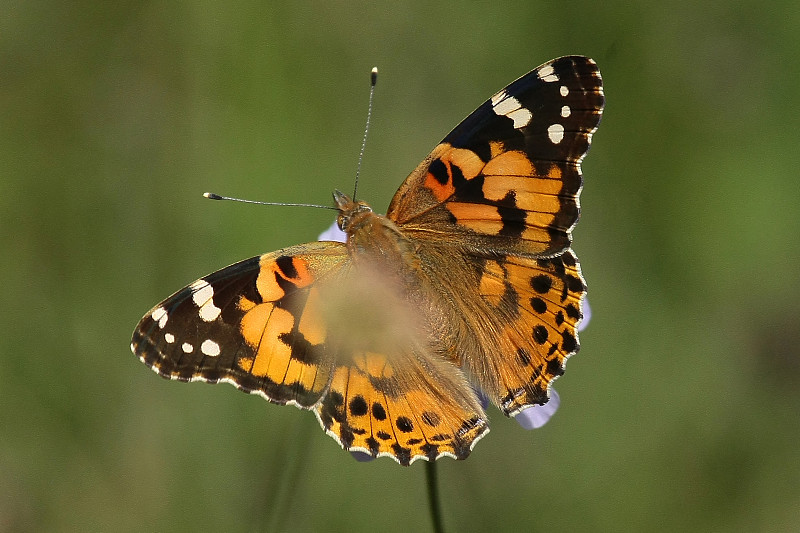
[[334, 190, 420, 275]]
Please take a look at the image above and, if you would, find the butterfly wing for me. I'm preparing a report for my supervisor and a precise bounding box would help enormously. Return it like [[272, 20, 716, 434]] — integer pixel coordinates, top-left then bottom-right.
[[132, 242, 349, 408], [387, 55, 603, 257], [386, 56, 603, 415], [315, 349, 487, 466], [466, 250, 586, 415], [132, 241, 488, 465]]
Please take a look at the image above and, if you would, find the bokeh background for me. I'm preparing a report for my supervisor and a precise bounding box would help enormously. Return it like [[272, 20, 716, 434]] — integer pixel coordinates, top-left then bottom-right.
[[3, 2, 799, 531]]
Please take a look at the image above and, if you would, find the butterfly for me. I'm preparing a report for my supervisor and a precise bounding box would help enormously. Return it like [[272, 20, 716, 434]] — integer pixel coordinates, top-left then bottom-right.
[[131, 56, 604, 466]]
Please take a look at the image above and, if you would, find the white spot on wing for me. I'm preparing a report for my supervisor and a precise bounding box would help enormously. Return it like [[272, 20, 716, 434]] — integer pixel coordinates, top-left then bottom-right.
[[164, 333, 175, 344], [181, 342, 193, 353], [490, 91, 532, 128], [491, 91, 517, 114], [538, 65, 559, 82], [491, 90, 508, 106], [560, 85, 569, 97], [199, 301, 222, 322], [152, 307, 168, 329], [191, 279, 221, 322], [318, 220, 347, 243], [507, 108, 533, 129], [561, 105, 571, 117], [201, 339, 221, 357], [548, 123, 565, 144], [191, 280, 213, 306]]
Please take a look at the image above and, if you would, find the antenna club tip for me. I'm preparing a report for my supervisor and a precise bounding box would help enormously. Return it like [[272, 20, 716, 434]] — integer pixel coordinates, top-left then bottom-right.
[[204, 192, 222, 200], [370, 67, 378, 85]]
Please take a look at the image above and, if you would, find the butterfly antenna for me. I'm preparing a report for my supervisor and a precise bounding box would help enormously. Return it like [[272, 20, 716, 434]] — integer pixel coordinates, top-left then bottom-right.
[[203, 192, 337, 210], [353, 67, 378, 201]]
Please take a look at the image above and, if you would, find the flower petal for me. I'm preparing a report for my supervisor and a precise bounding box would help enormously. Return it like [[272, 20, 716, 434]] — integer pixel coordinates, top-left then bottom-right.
[[578, 298, 591, 332], [318, 220, 346, 243], [350, 450, 375, 462], [513, 389, 560, 429]]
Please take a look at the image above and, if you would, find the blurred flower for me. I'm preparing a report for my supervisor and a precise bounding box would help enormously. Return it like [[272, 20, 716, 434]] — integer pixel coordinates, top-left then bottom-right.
[[512, 389, 561, 429], [318, 221, 347, 243], [579, 297, 592, 333], [349, 451, 376, 462]]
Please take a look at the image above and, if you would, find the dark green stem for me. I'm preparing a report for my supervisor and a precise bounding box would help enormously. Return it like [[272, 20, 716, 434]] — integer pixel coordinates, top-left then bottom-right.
[[425, 460, 444, 533]]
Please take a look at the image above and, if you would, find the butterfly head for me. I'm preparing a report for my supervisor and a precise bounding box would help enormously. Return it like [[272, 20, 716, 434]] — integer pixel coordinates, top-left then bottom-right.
[[333, 189, 373, 233]]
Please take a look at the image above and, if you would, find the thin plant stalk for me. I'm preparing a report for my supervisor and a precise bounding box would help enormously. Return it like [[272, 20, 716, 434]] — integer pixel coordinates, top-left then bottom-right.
[[426, 460, 444, 533]]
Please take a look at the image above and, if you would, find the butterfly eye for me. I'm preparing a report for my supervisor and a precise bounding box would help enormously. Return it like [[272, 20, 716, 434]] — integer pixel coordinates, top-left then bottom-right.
[[337, 214, 350, 230]]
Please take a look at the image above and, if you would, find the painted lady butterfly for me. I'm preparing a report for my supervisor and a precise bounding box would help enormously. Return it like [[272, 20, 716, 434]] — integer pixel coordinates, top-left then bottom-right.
[[131, 56, 604, 465]]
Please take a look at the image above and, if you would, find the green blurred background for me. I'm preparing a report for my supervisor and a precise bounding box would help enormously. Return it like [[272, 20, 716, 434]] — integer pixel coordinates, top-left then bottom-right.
[[3, 2, 799, 531]]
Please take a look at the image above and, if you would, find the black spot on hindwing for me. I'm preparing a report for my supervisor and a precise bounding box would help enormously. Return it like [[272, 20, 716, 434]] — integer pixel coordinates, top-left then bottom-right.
[[372, 402, 387, 421], [533, 325, 549, 344], [531, 274, 553, 294], [546, 358, 564, 377], [396, 417, 414, 433], [530, 297, 547, 314], [349, 396, 368, 416]]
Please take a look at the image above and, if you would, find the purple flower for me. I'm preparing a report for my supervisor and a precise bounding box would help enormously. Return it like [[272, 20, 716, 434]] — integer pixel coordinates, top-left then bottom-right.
[[318, 220, 347, 243], [579, 297, 591, 333], [512, 389, 561, 429], [349, 450, 377, 462]]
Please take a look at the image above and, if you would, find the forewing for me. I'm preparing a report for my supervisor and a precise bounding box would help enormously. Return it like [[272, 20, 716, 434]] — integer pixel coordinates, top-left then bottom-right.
[[131, 242, 349, 408], [387, 55, 604, 257]]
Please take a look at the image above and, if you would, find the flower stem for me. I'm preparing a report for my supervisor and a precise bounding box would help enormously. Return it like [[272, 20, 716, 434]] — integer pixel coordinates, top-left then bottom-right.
[[425, 460, 444, 533]]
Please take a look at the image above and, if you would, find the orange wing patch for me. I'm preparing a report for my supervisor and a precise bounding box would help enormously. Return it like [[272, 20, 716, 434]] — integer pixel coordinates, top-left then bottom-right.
[[255, 254, 315, 301], [421, 143, 486, 202], [390, 141, 582, 256], [230, 246, 351, 407]]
